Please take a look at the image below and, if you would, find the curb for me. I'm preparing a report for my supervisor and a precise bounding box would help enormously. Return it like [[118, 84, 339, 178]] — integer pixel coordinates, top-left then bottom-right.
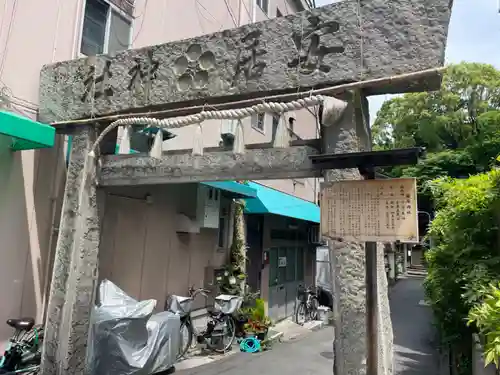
[[263, 331, 284, 346], [305, 320, 326, 331]]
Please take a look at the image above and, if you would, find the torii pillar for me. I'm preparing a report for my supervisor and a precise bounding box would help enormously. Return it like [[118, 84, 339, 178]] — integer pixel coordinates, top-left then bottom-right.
[[321, 91, 394, 375]]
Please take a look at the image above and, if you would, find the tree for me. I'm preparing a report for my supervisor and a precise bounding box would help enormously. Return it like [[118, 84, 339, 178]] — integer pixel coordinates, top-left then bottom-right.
[[372, 63, 500, 152], [373, 64, 500, 217]]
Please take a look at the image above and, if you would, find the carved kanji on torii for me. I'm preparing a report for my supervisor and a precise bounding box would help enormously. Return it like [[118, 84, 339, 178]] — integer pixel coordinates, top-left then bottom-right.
[[38, 1, 453, 375]]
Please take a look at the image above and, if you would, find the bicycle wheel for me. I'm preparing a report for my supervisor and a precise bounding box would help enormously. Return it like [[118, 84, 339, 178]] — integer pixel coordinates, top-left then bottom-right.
[[177, 319, 193, 360], [206, 315, 236, 354], [295, 302, 307, 325], [309, 297, 319, 321]]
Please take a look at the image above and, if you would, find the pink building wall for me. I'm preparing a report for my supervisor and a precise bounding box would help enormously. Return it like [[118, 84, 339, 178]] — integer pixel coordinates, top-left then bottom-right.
[[0, 0, 316, 343]]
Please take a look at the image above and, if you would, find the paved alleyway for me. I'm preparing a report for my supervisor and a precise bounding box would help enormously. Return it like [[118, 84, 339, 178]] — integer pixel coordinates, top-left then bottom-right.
[[174, 272, 436, 375], [390, 273, 439, 375], [175, 327, 334, 375]]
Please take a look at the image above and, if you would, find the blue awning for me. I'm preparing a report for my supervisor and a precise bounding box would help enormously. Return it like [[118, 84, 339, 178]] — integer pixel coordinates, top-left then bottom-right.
[[201, 181, 257, 198], [244, 182, 320, 223]]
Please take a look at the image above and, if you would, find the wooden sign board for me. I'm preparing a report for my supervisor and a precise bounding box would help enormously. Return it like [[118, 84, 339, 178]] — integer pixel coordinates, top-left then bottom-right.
[[320, 178, 419, 243]]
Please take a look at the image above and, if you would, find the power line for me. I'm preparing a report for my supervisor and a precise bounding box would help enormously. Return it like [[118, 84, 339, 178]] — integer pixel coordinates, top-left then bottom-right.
[[238, 0, 258, 23], [239, 0, 252, 23], [223, 0, 238, 26], [0, 0, 18, 80], [0, 0, 9, 50], [109, 0, 149, 49], [195, 0, 224, 27]]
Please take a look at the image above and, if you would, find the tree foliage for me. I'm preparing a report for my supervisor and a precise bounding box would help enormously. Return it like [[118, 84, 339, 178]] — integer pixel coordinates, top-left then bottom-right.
[[424, 170, 500, 373], [373, 63, 500, 215], [373, 63, 500, 152], [468, 282, 500, 368]]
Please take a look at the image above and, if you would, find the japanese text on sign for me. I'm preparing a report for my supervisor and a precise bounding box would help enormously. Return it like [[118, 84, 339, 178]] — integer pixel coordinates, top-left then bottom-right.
[[320, 178, 419, 243]]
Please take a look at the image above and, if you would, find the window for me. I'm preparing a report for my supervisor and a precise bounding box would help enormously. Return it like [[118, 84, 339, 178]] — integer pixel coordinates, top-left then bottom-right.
[[81, 0, 132, 56], [251, 113, 265, 133], [256, 0, 269, 15], [276, 8, 283, 17]]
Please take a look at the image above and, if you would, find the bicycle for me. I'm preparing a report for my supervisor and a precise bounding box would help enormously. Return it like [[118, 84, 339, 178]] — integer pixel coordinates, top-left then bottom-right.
[[167, 287, 242, 359], [0, 318, 44, 374], [295, 285, 319, 325]]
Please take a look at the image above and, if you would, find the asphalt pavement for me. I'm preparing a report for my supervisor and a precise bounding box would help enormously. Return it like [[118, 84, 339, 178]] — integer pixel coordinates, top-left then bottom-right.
[[174, 272, 437, 375], [390, 273, 439, 375], [175, 327, 334, 375]]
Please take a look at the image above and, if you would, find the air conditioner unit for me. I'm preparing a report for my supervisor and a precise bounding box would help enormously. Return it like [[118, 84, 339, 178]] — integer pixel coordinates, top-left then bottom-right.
[[175, 213, 200, 234], [196, 185, 220, 229]]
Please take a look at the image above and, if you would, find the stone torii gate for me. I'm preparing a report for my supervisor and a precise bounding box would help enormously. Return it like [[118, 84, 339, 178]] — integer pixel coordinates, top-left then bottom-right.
[[38, 1, 452, 374]]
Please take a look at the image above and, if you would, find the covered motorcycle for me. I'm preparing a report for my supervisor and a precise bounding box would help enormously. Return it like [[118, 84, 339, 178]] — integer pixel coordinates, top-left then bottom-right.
[[86, 280, 180, 375]]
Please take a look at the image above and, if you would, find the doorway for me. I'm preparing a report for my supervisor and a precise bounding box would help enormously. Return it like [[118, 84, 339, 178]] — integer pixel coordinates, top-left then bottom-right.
[[268, 247, 305, 321]]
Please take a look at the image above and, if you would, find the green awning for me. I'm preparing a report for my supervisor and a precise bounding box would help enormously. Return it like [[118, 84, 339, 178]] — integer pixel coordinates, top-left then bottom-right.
[[202, 181, 257, 198], [0, 111, 55, 151], [244, 182, 320, 223]]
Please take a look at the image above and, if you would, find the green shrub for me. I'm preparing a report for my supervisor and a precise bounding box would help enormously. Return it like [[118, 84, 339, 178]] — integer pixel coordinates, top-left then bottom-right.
[[468, 282, 500, 367], [424, 169, 500, 373]]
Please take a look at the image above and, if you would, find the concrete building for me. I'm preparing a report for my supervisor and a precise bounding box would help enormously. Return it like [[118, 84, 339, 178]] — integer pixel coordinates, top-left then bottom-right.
[[0, 0, 320, 344]]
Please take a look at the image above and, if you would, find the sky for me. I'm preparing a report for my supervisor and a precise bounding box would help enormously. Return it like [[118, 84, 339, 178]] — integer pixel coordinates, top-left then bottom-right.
[[315, 0, 500, 123]]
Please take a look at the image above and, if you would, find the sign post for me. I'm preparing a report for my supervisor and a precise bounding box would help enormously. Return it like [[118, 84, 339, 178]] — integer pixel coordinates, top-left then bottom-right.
[[321, 176, 419, 375]]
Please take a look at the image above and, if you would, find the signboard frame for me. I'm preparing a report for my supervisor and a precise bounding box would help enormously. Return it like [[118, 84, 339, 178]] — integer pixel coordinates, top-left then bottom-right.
[[320, 177, 419, 243]]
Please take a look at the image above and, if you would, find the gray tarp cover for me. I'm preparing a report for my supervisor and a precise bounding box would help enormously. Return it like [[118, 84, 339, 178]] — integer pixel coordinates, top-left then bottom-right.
[[86, 279, 180, 375]]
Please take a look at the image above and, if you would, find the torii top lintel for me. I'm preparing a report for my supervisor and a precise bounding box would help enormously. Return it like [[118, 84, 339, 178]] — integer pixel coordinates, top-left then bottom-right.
[[39, 0, 453, 124]]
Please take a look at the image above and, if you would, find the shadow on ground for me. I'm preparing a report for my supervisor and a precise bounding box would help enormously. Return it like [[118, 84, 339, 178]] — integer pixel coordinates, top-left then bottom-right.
[[390, 274, 440, 375]]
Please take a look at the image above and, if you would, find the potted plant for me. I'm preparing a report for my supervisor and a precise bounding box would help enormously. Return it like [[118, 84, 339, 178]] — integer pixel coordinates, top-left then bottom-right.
[[242, 299, 272, 340], [243, 316, 272, 341]]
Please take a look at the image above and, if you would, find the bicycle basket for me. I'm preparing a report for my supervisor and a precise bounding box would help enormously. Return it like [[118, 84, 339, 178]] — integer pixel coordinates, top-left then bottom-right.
[[167, 295, 193, 316], [297, 286, 307, 302], [214, 295, 243, 315]]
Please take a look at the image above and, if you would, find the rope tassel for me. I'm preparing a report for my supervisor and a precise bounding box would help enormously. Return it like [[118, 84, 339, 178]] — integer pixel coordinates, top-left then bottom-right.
[[149, 130, 163, 159], [118, 125, 131, 154], [232, 119, 245, 154], [192, 123, 204, 156], [273, 114, 290, 148]]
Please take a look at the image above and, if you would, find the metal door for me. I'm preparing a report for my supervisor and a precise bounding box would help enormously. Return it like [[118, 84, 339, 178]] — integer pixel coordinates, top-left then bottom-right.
[[284, 247, 297, 318], [269, 247, 307, 321], [268, 247, 287, 321], [246, 216, 264, 293]]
